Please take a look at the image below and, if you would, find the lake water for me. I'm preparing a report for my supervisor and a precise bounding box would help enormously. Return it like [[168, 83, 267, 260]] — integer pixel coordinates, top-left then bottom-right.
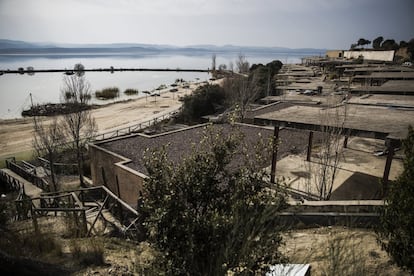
[[0, 52, 305, 119]]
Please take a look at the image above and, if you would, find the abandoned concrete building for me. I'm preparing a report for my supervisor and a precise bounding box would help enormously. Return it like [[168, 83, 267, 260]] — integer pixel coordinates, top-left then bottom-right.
[[89, 123, 324, 207], [89, 60, 414, 215]]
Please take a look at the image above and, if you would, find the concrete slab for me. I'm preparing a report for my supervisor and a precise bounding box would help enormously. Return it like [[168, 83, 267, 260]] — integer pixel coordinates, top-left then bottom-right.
[[348, 94, 414, 107], [255, 104, 413, 140], [272, 137, 403, 200]]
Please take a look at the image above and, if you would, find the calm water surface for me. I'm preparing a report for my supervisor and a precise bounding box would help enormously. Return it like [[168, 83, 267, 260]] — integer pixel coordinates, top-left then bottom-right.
[[0, 53, 303, 118]]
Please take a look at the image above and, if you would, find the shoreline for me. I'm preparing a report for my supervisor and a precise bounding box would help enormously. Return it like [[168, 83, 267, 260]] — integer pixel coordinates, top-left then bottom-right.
[[0, 80, 215, 161], [0, 80, 207, 122]]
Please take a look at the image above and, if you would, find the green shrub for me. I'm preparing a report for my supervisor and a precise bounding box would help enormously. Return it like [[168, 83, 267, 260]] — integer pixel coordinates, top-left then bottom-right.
[[378, 126, 414, 273], [95, 87, 120, 99], [143, 125, 287, 274], [124, 88, 139, 95], [178, 84, 226, 123]]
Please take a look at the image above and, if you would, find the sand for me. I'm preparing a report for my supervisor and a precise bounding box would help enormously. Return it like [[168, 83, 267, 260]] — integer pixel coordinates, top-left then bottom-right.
[[0, 81, 210, 161]]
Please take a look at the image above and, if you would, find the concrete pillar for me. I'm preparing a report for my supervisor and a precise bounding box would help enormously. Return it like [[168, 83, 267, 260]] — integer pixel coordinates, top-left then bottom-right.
[[307, 131, 314, 162], [116, 175, 124, 222], [270, 126, 280, 184], [382, 145, 395, 195]]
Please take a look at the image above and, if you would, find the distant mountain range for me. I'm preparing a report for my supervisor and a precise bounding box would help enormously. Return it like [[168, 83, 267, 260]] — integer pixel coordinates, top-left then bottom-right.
[[0, 39, 325, 56]]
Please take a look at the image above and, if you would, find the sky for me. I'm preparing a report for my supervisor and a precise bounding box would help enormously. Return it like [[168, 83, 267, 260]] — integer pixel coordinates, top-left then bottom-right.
[[0, 0, 413, 49]]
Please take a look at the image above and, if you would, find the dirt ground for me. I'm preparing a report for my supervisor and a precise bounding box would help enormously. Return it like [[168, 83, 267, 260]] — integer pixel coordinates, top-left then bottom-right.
[[4, 218, 408, 275], [275, 136, 403, 200], [0, 81, 207, 164], [282, 226, 410, 276]]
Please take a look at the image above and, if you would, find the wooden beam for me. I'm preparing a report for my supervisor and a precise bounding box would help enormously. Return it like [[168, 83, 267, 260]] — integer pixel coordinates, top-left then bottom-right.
[[33, 207, 88, 212], [87, 195, 109, 237], [71, 192, 84, 208]]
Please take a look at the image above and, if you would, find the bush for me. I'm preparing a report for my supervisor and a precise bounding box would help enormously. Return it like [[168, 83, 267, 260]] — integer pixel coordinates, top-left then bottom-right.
[[95, 87, 119, 99], [378, 126, 414, 273], [124, 88, 139, 95], [142, 125, 287, 274], [178, 84, 226, 123]]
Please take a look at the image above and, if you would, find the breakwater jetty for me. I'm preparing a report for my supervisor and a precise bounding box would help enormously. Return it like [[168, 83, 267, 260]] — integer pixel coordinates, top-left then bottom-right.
[[0, 67, 210, 75]]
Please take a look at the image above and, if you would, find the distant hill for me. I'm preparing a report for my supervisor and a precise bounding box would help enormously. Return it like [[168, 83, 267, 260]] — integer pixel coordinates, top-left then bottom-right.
[[0, 39, 325, 55]]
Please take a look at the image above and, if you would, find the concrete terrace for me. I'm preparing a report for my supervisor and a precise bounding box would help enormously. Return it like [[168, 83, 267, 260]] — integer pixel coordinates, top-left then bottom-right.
[[254, 104, 414, 140], [350, 80, 414, 95]]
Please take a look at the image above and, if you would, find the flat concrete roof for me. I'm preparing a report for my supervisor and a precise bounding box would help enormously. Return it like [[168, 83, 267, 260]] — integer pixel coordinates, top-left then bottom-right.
[[353, 72, 414, 79], [350, 80, 414, 95], [97, 123, 314, 175], [254, 104, 413, 140], [344, 66, 414, 73], [348, 94, 414, 107]]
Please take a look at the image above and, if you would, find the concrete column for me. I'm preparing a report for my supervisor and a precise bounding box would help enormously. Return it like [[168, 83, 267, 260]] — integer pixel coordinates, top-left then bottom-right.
[[270, 126, 280, 184], [382, 145, 395, 195], [116, 175, 124, 222], [307, 131, 314, 162]]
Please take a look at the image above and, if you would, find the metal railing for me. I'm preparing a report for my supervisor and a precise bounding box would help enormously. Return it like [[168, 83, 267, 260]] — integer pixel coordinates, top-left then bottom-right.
[[5, 159, 49, 191], [93, 109, 179, 141], [0, 169, 24, 192]]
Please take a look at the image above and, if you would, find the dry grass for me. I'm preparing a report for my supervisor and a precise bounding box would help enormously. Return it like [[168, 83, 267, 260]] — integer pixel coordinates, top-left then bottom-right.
[[69, 238, 105, 266], [282, 226, 410, 276]]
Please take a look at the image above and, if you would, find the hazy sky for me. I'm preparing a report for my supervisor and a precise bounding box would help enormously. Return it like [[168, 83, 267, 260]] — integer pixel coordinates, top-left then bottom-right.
[[0, 0, 413, 49]]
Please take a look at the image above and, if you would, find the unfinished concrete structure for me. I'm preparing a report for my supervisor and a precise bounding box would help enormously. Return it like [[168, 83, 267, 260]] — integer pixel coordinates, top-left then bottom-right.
[[89, 123, 314, 207], [254, 103, 413, 194]]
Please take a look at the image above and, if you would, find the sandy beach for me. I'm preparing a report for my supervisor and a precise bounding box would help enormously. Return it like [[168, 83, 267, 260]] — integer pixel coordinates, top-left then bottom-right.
[[0, 81, 208, 162]]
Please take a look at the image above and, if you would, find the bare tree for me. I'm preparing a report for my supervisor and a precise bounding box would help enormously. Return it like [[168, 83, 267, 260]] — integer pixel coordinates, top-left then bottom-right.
[[60, 75, 96, 187], [313, 103, 348, 200], [222, 74, 260, 121], [229, 61, 234, 73], [211, 54, 216, 73], [236, 53, 250, 74], [33, 117, 66, 191]]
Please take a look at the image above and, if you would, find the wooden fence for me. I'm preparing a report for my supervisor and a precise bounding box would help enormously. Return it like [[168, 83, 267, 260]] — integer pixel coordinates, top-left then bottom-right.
[[14, 186, 141, 239]]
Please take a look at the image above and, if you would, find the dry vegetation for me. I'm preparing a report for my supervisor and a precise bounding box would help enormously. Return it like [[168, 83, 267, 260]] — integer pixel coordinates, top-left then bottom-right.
[[282, 226, 410, 276], [1, 215, 409, 275]]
